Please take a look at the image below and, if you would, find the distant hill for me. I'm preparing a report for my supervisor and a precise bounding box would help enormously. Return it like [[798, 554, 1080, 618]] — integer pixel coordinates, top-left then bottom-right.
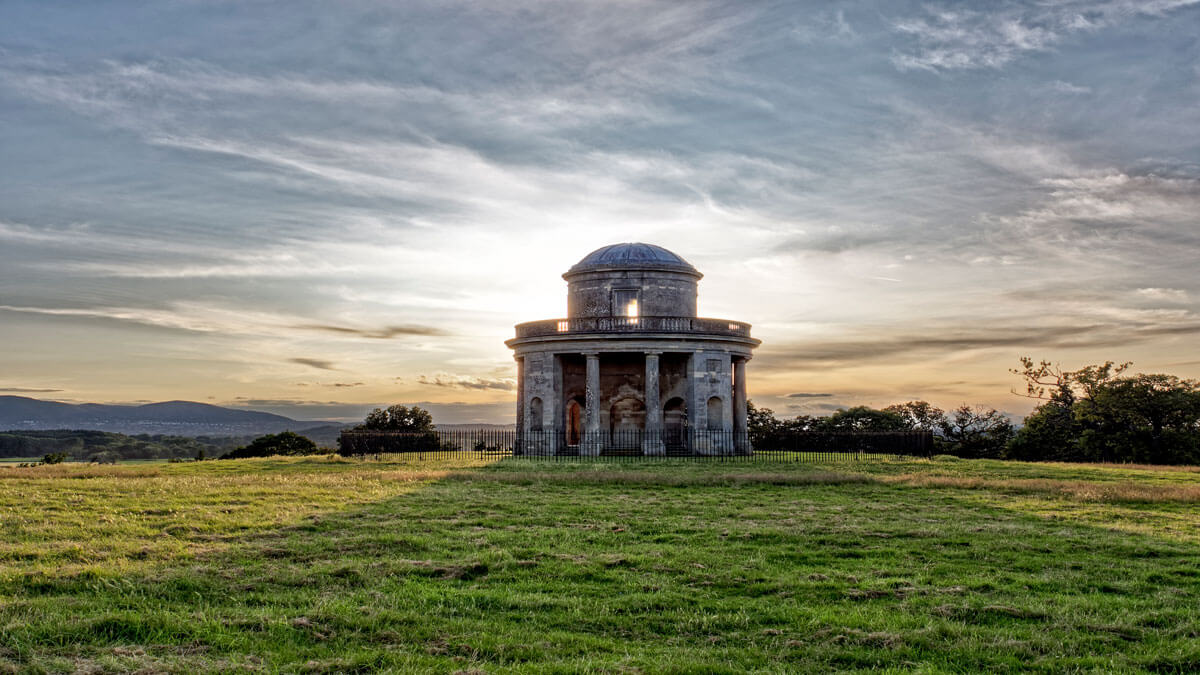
[[0, 396, 342, 437]]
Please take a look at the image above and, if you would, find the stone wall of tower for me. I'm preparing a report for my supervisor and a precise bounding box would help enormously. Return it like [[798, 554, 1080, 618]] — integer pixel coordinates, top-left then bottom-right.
[[565, 269, 699, 318], [688, 350, 733, 432]]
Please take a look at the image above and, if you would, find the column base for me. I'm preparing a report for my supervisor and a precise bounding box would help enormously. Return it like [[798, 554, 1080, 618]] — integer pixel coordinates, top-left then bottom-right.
[[641, 438, 666, 456], [581, 432, 604, 456], [692, 432, 735, 456], [734, 436, 753, 455], [524, 435, 558, 456]]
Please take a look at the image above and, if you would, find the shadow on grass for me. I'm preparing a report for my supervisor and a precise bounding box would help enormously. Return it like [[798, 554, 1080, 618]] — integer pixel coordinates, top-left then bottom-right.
[[2, 458, 1200, 673]]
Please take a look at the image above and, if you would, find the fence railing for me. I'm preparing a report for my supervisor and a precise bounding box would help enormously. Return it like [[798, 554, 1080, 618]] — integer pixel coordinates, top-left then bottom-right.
[[337, 428, 933, 461], [513, 316, 753, 340]]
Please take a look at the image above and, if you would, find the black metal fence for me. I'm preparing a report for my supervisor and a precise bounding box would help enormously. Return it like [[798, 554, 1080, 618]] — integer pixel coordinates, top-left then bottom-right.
[[337, 428, 933, 462]]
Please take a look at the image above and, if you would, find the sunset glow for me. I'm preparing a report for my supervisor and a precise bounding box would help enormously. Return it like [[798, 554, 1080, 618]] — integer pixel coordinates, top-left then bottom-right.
[[1, 1, 1198, 423]]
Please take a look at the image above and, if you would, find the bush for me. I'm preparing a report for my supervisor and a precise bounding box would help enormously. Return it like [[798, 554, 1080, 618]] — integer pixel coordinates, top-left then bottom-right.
[[221, 432, 321, 459]]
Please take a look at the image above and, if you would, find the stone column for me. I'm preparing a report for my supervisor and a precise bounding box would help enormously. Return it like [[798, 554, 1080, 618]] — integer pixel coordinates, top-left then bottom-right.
[[583, 352, 602, 455], [687, 350, 712, 455], [642, 351, 665, 455], [549, 354, 563, 456], [733, 356, 750, 454], [515, 355, 525, 454]]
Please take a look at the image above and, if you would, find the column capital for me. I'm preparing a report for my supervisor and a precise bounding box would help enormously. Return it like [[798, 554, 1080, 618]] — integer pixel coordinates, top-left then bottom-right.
[[645, 350, 663, 357], [582, 351, 600, 358]]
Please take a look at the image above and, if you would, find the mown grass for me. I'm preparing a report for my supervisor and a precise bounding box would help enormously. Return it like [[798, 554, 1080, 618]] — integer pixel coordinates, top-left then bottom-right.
[[1, 456, 1198, 673]]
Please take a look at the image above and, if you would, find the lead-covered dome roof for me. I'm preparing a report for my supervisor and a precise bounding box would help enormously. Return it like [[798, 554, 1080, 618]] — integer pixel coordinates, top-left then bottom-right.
[[565, 242, 701, 278]]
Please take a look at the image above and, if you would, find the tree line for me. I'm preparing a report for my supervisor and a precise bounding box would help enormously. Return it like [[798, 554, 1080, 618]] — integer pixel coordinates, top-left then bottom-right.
[[749, 358, 1200, 464], [0, 430, 249, 462]]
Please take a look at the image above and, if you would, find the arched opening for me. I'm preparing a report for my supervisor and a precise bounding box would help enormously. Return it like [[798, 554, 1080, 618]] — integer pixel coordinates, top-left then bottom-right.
[[528, 396, 544, 432], [663, 397, 687, 452], [706, 396, 724, 431], [565, 397, 584, 446], [609, 396, 645, 448]]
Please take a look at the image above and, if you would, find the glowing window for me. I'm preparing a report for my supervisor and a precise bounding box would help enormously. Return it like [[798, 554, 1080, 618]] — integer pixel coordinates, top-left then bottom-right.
[[613, 290, 639, 317]]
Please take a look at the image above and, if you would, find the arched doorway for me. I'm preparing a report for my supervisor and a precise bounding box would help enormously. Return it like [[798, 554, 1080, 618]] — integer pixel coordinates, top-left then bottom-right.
[[565, 397, 584, 446], [663, 397, 687, 451]]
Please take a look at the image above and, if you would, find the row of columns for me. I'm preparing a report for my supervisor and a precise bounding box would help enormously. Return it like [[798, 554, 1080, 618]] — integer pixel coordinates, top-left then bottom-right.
[[521, 350, 750, 453]]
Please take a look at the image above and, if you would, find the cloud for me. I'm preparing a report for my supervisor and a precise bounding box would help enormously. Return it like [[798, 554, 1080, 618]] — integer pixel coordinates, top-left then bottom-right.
[[756, 317, 1200, 373], [785, 401, 850, 413], [417, 374, 516, 391], [0, 387, 63, 393], [289, 358, 336, 371], [891, 1, 1200, 71], [232, 398, 343, 406], [787, 392, 834, 398], [1136, 288, 1190, 303], [793, 9, 859, 44], [981, 170, 1200, 266], [1047, 80, 1091, 95], [0, 302, 451, 346], [225, 398, 382, 422], [297, 323, 447, 338]]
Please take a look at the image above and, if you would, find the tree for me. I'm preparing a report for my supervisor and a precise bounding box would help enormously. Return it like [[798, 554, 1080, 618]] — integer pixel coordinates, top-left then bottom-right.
[[938, 405, 1014, 459], [819, 406, 910, 432], [883, 401, 946, 433], [1076, 374, 1200, 464], [1008, 395, 1080, 462], [221, 431, 321, 459], [1010, 357, 1200, 464], [1011, 357, 1130, 403], [361, 405, 435, 432], [747, 401, 785, 436], [339, 404, 440, 456]]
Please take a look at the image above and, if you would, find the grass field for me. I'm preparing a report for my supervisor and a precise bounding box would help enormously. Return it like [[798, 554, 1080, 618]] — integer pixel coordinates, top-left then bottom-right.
[[1, 456, 1198, 673]]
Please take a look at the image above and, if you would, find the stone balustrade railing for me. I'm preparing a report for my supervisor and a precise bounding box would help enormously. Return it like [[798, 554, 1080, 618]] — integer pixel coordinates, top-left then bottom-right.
[[514, 316, 752, 339]]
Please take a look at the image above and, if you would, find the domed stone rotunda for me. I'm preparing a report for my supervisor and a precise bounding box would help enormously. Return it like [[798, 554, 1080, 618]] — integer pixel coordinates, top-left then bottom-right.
[[506, 243, 761, 456]]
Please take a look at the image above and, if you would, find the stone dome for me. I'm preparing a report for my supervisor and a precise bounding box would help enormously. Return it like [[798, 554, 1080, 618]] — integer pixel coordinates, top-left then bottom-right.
[[565, 243, 701, 278]]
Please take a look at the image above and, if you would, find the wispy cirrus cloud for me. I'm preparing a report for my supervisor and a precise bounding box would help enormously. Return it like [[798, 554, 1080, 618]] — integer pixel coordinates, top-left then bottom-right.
[[757, 314, 1200, 373], [0, 302, 441, 343], [297, 323, 446, 339], [417, 374, 516, 392], [891, 1, 1200, 71]]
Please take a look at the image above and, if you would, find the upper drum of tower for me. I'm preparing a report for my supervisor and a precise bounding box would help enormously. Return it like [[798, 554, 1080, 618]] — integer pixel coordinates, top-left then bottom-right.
[[563, 243, 702, 319], [564, 243, 701, 279]]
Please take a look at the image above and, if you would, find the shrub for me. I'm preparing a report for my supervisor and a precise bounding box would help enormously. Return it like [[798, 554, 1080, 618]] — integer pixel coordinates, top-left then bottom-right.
[[221, 432, 321, 459]]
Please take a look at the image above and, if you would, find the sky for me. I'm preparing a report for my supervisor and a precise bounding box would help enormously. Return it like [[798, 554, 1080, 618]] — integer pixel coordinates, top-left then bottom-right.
[[1, 0, 1198, 424]]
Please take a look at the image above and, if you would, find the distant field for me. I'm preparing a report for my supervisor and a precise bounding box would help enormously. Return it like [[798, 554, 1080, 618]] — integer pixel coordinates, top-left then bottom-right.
[[0, 457, 176, 465], [1, 456, 1198, 673]]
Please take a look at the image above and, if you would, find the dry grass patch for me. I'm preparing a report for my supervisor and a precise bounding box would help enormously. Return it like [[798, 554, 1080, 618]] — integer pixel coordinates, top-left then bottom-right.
[[884, 474, 1200, 503]]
